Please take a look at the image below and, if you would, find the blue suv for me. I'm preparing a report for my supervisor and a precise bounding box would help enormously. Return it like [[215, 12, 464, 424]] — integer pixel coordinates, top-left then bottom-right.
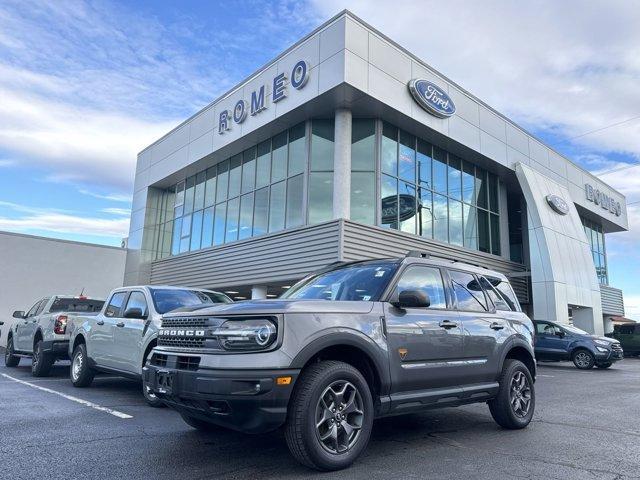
[[533, 320, 623, 369]]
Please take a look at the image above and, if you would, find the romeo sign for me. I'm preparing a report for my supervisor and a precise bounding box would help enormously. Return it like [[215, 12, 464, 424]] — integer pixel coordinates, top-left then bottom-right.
[[585, 184, 621, 217]]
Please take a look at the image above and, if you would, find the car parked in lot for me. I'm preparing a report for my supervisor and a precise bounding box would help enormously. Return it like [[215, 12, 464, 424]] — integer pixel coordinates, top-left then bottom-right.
[[4, 296, 104, 376], [534, 320, 623, 369], [68, 285, 231, 406], [606, 324, 640, 356], [145, 252, 537, 471]]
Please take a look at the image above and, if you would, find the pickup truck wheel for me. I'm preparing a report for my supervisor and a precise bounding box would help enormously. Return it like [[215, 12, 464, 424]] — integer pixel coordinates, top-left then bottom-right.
[[285, 360, 374, 471], [488, 359, 535, 430], [572, 349, 595, 370], [32, 340, 54, 377], [70, 344, 94, 387], [596, 362, 612, 369], [180, 414, 223, 432], [4, 336, 20, 367]]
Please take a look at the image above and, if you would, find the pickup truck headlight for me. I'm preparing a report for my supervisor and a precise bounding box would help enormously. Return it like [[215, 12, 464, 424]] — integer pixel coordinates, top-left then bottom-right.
[[213, 319, 277, 351], [594, 339, 610, 347]]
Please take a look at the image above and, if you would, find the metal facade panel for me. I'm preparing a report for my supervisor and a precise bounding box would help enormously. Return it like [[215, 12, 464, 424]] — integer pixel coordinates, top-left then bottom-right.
[[600, 285, 625, 316]]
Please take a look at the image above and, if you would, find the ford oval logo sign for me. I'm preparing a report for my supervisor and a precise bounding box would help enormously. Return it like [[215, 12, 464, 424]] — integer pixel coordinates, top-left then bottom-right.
[[546, 194, 570, 215], [408, 79, 456, 118]]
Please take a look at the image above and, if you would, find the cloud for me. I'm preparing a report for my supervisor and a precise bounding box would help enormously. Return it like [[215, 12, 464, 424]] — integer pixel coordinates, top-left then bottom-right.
[[101, 207, 131, 216], [0, 212, 130, 238], [77, 189, 132, 203], [0, 159, 15, 167], [622, 295, 640, 321]]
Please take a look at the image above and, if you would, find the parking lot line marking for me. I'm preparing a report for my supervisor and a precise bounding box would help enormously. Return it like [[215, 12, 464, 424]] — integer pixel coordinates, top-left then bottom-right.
[[0, 373, 133, 419], [537, 374, 554, 377]]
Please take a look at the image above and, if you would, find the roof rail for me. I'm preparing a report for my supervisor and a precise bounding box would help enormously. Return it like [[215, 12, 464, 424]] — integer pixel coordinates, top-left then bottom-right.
[[406, 250, 430, 259]]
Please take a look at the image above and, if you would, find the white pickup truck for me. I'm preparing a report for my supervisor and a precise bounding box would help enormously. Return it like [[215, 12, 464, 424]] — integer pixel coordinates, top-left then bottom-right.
[[5, 296, 105, 376], [67, 285, 231, 406]]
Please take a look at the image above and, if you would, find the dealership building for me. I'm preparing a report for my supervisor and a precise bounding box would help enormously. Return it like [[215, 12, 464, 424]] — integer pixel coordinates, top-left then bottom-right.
[[125, 10, 627, 335]]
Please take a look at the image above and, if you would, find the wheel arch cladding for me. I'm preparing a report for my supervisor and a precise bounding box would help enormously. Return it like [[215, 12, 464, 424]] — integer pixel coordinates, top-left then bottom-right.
[[504, 344, 536, 379], [72, 334, 86, 352], [143, 339, 157, 367], [33, 329, 43, 346], [290, 333, 390, 398]]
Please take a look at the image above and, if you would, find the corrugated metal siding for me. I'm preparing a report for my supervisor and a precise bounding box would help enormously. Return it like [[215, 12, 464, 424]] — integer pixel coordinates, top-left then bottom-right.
[[150, 221, 341, 288], [341, 220, 530, 304], [600, 285, 624, 316]]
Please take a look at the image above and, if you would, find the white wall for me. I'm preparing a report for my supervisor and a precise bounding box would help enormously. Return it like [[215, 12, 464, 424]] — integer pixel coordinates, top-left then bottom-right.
[[0, 232, 126, 347]]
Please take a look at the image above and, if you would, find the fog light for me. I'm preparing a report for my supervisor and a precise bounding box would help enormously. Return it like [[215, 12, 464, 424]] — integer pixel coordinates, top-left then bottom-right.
[[276, 376, 292, 386]]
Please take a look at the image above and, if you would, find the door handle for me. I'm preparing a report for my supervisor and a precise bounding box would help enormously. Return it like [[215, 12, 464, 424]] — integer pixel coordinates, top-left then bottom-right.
[[96, 320, 104, 326], [439, 320, 458, 329], [116, 322, 125, 328], [490, 322, 505, 330]]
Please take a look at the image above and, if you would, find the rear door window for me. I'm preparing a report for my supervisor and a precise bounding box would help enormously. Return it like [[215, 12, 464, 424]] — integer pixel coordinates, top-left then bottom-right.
[[449, 270, 488, 312], [479, 277, 512, 311], [105, 292, 128, 318]]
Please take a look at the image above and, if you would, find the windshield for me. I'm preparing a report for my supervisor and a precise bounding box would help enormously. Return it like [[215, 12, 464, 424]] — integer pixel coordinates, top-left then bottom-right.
[[49, 298, 104, 313], [150, 289, 232, 314], [563, 324, 589, 335], [282, 261, 399, 301]]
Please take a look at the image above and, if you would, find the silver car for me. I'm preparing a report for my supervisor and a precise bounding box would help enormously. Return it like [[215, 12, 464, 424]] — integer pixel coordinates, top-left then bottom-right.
[[67, 285, 231, 406]]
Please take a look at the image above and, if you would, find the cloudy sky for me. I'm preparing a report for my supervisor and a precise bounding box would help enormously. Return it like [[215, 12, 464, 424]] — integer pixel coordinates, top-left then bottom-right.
[[0, 0, 638, 317]]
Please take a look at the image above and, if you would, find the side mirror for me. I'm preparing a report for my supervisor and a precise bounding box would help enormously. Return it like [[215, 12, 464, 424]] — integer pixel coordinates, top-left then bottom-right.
[[392, 290, 431, 309], [123, 307, 146, 319], [12, 310, 25, 319]]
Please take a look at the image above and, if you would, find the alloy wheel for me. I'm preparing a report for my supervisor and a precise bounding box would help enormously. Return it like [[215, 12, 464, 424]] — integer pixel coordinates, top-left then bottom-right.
[[574, 352, 591, 368], [509, 371, 532, 418], [72, 351, 83, 382], [315, 380, 365, 454], [32, 344, 40, 369]]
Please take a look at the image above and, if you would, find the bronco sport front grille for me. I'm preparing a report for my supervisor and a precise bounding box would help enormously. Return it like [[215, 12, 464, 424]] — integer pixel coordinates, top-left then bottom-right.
[[161, 317, 209, 328], [158, 337, 206, 349]]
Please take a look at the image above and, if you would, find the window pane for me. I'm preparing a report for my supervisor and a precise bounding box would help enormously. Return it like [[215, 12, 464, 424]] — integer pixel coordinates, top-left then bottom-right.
[[417, 140, 432, 189], [253, 187, 269, 236], [396, 266, 447, 309], [171, 217, 182, 255], [288, 123, 306, 176], [398, 131, 416, 183], [448, 155, 462, 200], [351, 119, 375, 171], [216, 160, 229, 203], [190, 210, 203, 251], [488, 174, 499, 213], [241, 147, 256, 194], [311, 119, 334, 171], [381, 174, 398, 229], [271, 132, 287, 182], [432, 147, 447, 194], [433, 193, 448, 242], [399, 180, 416, 234], [228, 155, 242, 198], [256, 140, 271, 189], [213, 202, 226, 245], [125, 291, 148, 317], [462, 161, 474, 204], [478, 209, 490, 253], [463, 204, 478, 249], [490, 213, 501, 255], [180, 214, 191, 253], [183, 176, 195, 214], [308, 172, 333, 224], [286, 174, 304, 228], [381, 122, 398, 176], [449, 199, 463, 246], [204, 167, 217, 207], [418, 187, 432, 238], [476, 169, 488, 209], [225, 197, 240, 242], [351, 172, 375, 224], [161, 220, 172, 258], [174, 181, 185, 208], [269, 181, 286, 232], [450, 270, 488, 312], [239, 193, 254, 239], [193, 172, 206, 211], [201, 206, 214, 248]]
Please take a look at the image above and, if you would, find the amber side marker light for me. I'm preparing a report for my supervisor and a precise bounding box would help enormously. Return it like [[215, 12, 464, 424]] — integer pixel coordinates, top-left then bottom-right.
[[276, 376, 292, 386]]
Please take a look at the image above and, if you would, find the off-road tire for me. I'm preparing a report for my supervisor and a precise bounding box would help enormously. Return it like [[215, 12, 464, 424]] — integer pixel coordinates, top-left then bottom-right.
[[70, 343, 95, 387], [285, 360, 374, 471], [572, 349, 595, 370], [31, 339, 54, 377], [4, 336, 20, 367], [142, 351, 165, 408], [489, 359, 535, 429]]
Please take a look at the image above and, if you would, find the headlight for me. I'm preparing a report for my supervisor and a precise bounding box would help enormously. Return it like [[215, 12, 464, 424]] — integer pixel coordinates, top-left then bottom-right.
[[212, 319, 277, 351], [594, 339, 610, 347], [596, 346, 608, 353]]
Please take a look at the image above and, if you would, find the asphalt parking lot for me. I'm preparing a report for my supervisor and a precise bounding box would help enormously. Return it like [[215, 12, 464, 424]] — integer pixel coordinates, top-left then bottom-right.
[[1, 356, 639, 480]]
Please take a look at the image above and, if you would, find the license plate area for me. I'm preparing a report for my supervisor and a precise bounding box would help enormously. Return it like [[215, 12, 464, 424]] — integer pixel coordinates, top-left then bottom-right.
[[156, 370, 174, 395]]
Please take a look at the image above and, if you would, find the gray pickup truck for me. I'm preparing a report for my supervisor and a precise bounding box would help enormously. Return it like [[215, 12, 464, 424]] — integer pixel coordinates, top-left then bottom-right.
[[4, 296, 104, 376], [68, 285, 231, 406], [145, 252, 537, 471]]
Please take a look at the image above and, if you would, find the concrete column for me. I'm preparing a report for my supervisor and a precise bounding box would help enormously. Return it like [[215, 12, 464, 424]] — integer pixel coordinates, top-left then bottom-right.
[[251, 285, 268, 300], [333, 108, 352, 219]]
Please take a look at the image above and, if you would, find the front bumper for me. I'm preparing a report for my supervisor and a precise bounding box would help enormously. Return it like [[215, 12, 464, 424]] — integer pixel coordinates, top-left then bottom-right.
[[595, 347, 624, 363], [143, 353, 300, 434]]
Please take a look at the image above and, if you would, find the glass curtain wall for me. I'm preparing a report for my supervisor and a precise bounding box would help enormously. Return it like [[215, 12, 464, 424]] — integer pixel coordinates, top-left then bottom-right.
[[308, 119, 334, 223], [581, 217, 608, 285], [380, 122, 501, 255]]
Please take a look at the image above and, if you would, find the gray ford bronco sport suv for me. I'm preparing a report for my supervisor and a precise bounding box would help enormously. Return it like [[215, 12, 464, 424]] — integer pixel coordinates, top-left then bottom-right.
[[145, 252, 536, 471]]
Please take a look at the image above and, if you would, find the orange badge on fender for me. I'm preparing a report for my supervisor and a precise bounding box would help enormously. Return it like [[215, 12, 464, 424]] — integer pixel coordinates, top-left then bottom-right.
[[398, 348, 408, 360]]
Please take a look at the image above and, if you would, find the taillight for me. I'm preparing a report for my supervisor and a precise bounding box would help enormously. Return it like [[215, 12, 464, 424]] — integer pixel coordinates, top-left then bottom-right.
[[54, 315, 68, 334]]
